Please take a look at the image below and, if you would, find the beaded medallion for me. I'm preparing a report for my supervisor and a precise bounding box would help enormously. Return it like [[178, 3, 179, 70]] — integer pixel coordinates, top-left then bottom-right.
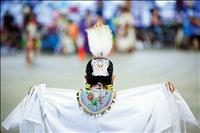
[[77, 88, 116, 117]]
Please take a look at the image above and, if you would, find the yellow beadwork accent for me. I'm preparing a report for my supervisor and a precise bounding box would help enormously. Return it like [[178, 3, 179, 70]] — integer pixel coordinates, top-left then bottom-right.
[[85, 83, 91, 90], [107, 84, 113, 91]]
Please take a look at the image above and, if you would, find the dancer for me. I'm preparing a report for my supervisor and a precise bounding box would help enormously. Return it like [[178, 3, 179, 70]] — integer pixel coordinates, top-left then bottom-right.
[[2, 20, 199, 132], [25, 16, 38, 64]]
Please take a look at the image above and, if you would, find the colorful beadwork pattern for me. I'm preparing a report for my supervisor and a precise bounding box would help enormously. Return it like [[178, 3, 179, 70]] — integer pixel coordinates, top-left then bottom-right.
[[77, 88, 116, 116]]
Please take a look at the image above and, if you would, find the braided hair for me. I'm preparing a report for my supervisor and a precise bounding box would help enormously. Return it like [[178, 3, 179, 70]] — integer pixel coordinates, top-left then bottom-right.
[[85, 58, 113, 87]]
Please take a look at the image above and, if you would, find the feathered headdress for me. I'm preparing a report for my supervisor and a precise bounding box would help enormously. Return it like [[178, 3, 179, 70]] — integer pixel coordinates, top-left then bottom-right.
[[86, 20, 113, 57], [86, 20, 113, 76]]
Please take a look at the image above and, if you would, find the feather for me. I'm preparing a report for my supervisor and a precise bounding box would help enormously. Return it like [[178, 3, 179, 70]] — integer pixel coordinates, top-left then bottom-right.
[[86, 21, 113, 57]]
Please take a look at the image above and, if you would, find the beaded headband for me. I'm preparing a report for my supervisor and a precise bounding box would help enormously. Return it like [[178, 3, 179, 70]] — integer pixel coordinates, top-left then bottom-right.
[[91, 58, 110, 76]]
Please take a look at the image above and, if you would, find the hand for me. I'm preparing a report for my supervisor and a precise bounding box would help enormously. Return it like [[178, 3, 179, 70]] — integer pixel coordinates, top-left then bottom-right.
[[165, 81, 175, 92], [28, 85, 36, 95]]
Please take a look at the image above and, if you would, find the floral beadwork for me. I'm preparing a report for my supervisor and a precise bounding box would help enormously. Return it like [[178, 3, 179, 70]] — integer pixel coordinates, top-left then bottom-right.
[[87, 92, 94, 100], [77, 88, 116, 117]]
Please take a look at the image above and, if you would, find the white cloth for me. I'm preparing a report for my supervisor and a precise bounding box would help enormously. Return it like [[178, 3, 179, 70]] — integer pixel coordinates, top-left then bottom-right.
[[2, 83, 199, 132]]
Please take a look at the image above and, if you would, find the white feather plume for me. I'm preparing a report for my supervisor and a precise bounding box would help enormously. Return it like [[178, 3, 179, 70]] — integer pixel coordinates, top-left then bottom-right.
[[86, 23, 113, 57]]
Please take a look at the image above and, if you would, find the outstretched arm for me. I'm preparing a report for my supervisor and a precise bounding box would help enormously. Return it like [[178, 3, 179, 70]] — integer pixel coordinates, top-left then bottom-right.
[[165, 81, 175, 92]]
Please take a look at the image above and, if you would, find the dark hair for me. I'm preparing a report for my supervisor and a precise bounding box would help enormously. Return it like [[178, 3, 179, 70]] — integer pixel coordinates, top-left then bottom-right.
[[85, 58, 113, 86]]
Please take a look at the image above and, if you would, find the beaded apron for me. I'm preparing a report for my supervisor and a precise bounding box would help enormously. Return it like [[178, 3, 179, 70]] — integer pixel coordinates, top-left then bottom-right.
[[77, 88, 116, 116]]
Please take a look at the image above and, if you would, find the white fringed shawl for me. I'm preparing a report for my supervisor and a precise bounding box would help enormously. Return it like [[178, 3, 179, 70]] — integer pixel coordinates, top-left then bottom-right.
[[2, 83, 199, 132]]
